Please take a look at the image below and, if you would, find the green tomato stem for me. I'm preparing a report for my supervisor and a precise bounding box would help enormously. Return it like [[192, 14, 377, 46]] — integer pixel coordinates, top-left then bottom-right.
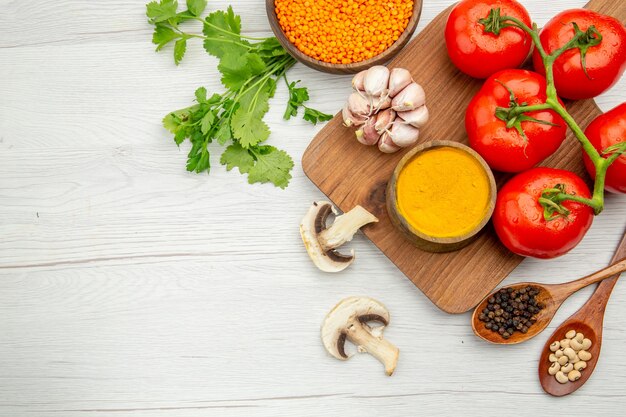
[[507, 103, 552, 116], [491, 13, 617, 215]]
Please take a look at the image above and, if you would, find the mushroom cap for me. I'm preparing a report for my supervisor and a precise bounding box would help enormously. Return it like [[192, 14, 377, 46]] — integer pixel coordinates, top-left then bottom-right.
[[321, 297, 390, 360], [300, 201, 355, 273]]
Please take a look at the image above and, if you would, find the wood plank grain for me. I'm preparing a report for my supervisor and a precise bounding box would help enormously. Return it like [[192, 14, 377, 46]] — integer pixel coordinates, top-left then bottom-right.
[[302, 0, 626, 313]]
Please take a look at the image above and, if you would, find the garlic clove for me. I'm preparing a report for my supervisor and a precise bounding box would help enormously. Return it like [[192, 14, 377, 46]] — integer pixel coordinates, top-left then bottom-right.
[[388, 122, 420, 147], [378, 132, 401, 153], [364, 65, 390, 98], [391, 82, 426, 112], [356, 115, 381, 146], [342, 104, 367, 127], [352, 70, 367, 92], [398, 105, 429, 129], [356, 129, 380, 146], [388, 68, 413, 97], [370, 95, 392, 113], [348, 92, 371, 116], [374, 108, 396, 134], [355, 129, 367, 145]]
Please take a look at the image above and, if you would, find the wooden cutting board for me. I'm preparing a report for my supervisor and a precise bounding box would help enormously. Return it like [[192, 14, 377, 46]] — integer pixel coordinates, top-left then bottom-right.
[[302, 0, 625, 313]]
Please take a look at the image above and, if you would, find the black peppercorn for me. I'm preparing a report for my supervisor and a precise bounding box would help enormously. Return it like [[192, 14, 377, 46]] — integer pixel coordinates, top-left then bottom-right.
[[478, 285, 545, 340]]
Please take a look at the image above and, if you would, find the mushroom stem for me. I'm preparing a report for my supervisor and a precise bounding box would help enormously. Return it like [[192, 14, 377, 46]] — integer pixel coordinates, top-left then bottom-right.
[[319, 205, 378, 251], [346, 318, 399, 376]]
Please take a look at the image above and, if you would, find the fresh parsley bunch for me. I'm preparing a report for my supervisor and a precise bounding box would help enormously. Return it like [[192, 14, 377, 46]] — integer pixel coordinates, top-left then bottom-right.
[[147, 0, 332, 188]]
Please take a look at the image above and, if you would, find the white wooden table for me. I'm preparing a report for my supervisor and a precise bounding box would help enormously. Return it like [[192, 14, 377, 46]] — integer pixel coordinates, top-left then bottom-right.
[[1, 1, 625, 415]]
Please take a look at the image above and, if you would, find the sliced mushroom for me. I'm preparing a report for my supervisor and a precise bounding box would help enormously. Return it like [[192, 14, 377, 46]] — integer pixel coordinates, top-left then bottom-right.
[[300, 202, 378, 273], [321, 297, 399, 375]]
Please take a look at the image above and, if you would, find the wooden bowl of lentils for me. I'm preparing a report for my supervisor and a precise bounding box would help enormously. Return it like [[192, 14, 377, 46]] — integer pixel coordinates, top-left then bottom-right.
[[266, 0, 423, 74]]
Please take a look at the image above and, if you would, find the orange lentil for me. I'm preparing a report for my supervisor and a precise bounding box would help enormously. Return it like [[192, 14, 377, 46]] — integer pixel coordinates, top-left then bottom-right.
[[274, 0, 414, 64]]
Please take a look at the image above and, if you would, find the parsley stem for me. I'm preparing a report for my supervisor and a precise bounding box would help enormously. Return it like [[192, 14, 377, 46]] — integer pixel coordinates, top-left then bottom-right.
[[173, 28, 254, 50], [246, 58, 293, 112], [238, 56, 294, 99], [202, 36, 253, 49], [192, 16, 269, 41]]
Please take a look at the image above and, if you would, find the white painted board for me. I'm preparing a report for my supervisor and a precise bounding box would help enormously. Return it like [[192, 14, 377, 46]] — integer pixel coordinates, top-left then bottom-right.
[[1, 1, 625, 416]]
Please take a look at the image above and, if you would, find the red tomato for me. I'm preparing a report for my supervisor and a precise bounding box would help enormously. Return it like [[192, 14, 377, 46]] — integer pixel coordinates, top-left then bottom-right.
[[583, 103, 626, 194], [466, 69, 567, 172], [445, 0, 532, 79], [532, 9, 626, 100], [493, 168, 594, 259]]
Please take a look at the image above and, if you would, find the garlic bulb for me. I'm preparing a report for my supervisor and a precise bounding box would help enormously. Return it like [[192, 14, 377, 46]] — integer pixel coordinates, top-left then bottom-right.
[[342, 65, 428, 153]]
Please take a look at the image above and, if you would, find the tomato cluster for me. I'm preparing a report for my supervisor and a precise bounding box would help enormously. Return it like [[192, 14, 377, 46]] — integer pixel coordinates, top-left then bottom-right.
[[445, 0, 626, 259]]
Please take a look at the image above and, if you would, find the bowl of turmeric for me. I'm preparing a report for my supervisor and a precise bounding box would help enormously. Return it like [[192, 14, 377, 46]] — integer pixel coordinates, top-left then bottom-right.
[[267, 0, 423, 74], [386, 141, 497, 253]]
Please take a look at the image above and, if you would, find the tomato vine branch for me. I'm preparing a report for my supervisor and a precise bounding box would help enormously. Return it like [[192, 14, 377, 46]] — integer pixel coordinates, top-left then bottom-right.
[[481, 8, 616, 216]]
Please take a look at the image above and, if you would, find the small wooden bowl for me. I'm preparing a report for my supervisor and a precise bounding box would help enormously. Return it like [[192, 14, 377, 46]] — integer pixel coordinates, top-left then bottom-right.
[[386, 141, 497, 253], [265, 0, 423, 74]]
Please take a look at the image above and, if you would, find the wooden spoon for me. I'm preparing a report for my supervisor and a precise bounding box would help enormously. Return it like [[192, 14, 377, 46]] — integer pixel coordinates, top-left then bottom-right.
[[538, 230, 626, 396], [472, 250, 626, 345]]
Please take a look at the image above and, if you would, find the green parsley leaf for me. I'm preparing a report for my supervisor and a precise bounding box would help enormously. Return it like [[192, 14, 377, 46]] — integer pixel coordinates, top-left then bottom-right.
[[303, 107, 333, 125], [176, 130, 188, 145], [223, 5, 241, 34], [215, 120, 233, 145], [206, 93, 223, 105], [202, 6, 249, 58], [195, 87, 207, 103], [218, 53, 266, 90], [284, 80, 310, 120], [246, 54, 267, 76], [231, 108, 270, 148], [163, 107, 194, 130], [186, 141, 210, 173], [186, 154, 200, 172], [174, 38, 187, 65], [220, 142, 254, 173], [230, 80, 271, 148], [266, 77, 277, 98], [146, 0, 179, 23], [152, 24, 179, 50], [200, 111, 216, 134], [186, 0, 207, 16], [247, 146, 294, 189], [190, 128, 203, 143], [196, 147, 210, 172], [291, 84, 310, 104], [174, 10, 196, 23], [163, 112, 181, 133], [218, 53, 251, 90], [237, 83, 270, 117], [256, 38, 288, 57]]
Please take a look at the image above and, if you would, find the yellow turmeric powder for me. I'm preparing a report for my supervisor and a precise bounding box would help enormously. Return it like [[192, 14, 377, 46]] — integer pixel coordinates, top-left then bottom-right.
[[274, 0, 414, 64], [396, 147, 491, 238]]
